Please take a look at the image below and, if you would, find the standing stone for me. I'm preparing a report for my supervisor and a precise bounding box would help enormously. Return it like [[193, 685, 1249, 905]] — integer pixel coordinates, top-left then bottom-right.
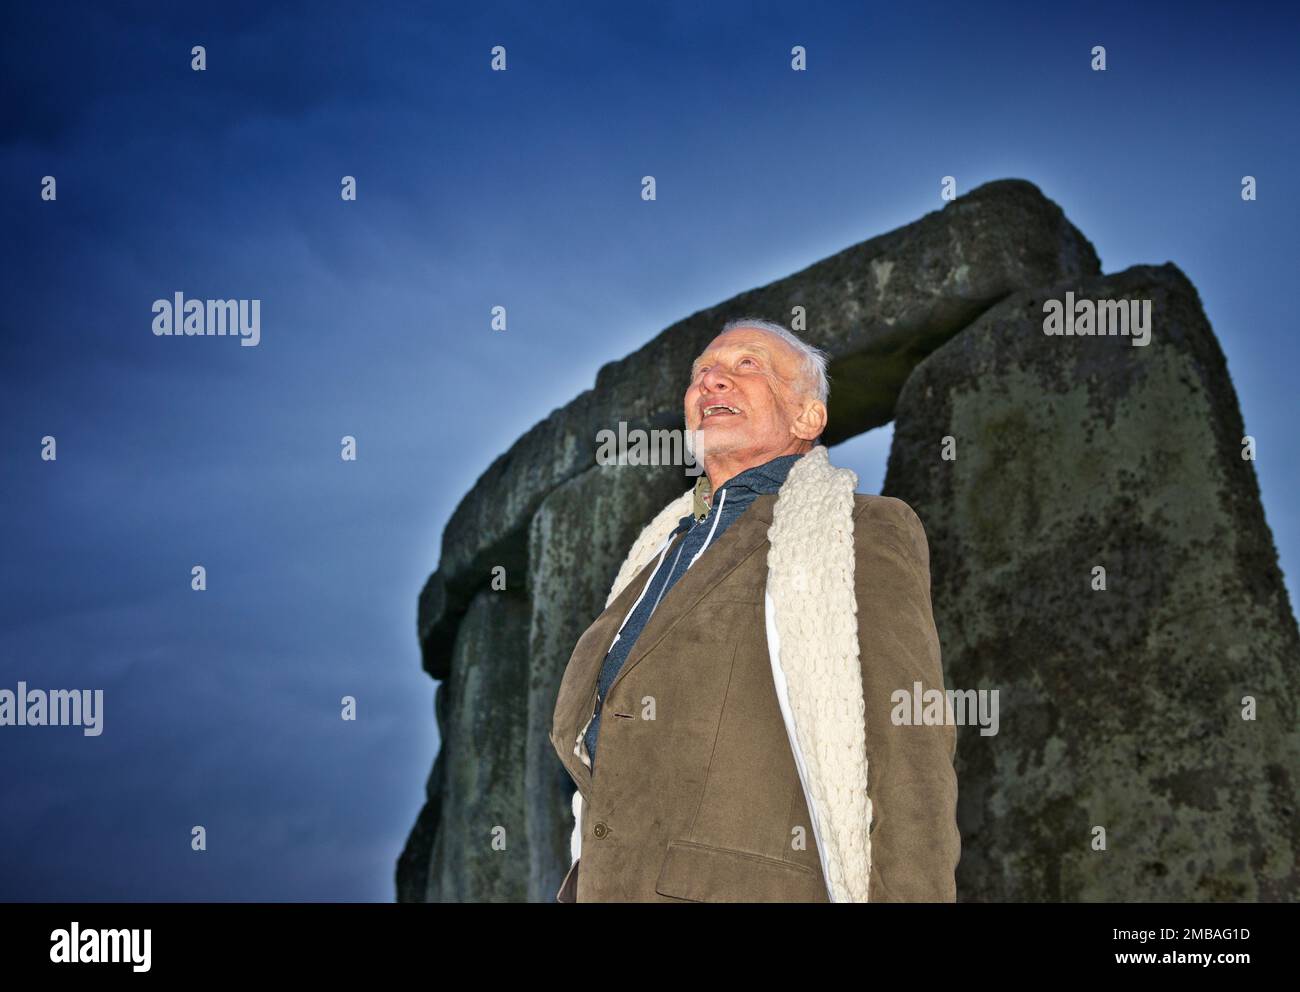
[[394, 712, 444, 902], [422, 588, 531, 901], [884, 263, 1300, 900]]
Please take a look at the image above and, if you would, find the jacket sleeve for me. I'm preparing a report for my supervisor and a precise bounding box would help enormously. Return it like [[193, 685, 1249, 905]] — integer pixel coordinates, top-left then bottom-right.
[[853, 496, 961, 902]]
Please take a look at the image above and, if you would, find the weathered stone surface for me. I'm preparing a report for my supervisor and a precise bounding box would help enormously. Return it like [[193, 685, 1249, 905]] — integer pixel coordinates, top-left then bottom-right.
[[417, 179, 1100, 680], [884, 263, 1300, 900], [419, 588, 531, 902], [394, 724, 443, 903], [523, 460, 693, 902]]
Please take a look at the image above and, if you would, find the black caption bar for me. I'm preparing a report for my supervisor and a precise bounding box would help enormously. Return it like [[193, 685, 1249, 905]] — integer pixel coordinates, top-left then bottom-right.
[[0, 902, 1289, 980]]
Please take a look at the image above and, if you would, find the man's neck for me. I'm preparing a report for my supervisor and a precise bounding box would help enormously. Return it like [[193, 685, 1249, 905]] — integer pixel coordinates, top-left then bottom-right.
[[701, 441, 812, 503]]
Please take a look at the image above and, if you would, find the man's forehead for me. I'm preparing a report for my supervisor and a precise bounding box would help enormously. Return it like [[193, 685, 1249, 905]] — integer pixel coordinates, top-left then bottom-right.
[[692, 330, 785, 368]]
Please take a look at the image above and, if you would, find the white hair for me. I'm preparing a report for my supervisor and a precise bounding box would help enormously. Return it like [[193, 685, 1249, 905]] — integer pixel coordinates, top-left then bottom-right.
[[718, 316, 831, 405]]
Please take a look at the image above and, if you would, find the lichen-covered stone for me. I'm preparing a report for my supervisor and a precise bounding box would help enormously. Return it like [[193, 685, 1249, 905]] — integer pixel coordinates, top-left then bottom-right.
[[419, 588, 531, 901], [394, 719, 443, 902], [884, 262, 1300, 900]]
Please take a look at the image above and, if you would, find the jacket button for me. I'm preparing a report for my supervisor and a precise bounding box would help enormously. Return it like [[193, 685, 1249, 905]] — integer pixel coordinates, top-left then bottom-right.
[[593, 821, 609, 838]]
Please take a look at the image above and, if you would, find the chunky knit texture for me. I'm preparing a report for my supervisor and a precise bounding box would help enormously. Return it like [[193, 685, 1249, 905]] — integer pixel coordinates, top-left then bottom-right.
[[572, 445, 872, 901], [764, 445, 871, 902]]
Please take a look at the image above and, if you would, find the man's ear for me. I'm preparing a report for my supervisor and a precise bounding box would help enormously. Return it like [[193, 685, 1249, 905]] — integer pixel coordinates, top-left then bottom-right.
[[791, 398, 828, 441]]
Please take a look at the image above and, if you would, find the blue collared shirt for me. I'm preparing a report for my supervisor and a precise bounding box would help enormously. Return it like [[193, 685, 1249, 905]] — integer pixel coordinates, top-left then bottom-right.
[[584, 451, 806, 766]]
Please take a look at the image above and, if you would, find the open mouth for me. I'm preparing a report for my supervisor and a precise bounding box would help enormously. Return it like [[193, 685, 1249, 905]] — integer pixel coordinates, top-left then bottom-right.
[[701, 404, 741, 422]]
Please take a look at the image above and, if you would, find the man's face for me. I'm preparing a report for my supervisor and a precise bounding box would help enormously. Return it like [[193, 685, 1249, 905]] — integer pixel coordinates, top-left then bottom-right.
[[684, 327, 821, 463]]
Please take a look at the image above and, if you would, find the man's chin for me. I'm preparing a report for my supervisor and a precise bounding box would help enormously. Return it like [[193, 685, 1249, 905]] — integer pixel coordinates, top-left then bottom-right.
[[685, 424, 747, 463]]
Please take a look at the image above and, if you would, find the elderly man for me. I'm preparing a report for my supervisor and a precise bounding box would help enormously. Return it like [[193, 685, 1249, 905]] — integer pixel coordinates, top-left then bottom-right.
[[549, 317, 960, 902]]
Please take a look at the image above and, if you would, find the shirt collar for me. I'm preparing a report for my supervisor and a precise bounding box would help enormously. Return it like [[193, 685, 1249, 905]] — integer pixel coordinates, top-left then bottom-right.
[[687, 451, 808, 524]]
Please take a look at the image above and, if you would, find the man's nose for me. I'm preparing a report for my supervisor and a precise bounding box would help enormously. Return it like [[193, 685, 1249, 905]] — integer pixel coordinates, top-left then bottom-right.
[[701, 368, 732, 391]]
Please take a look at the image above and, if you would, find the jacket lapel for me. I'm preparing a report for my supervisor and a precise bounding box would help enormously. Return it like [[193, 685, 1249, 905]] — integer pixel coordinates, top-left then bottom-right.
[[603, 495, 776, 702], [553, 495, 780, 799], [551, 543, 674, 798]]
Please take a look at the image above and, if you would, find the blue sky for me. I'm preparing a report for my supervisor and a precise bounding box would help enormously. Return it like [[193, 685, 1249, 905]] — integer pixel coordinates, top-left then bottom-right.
[[1, 0, 1296, 900]]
